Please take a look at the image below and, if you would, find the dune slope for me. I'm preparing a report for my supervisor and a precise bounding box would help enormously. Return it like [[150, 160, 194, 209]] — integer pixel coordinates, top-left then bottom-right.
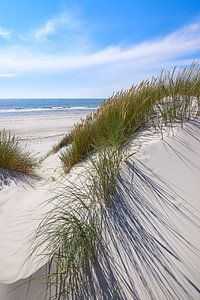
[[0, 122, 199, 299]]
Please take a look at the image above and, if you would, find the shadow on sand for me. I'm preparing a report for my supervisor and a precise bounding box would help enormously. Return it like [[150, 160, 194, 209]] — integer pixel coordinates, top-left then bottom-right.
[[7, 122, 200, 300], [0, 168, 40, 191]]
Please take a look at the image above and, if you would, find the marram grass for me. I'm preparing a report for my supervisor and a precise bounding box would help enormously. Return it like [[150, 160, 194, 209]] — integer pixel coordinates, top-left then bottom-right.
[[0, 130, 37, 175], [58, 63, 200, 172], [33, 143, 200, 299], [32, 147, 122, 299], [33, 63, 200, 299]]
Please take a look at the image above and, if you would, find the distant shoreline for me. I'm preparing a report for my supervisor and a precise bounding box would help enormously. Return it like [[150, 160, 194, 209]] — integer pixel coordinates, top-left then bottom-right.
[[0, 98, 103, 117]]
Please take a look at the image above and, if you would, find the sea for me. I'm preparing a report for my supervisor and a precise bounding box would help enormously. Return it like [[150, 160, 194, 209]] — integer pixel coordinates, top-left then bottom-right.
[[0, 98, 104, 117]]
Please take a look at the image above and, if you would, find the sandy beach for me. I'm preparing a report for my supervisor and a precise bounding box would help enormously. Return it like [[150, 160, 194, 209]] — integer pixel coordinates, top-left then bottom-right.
[[0, 113, 89, 156], [0, 112, 200, 299], [1, 0, 200, 298]]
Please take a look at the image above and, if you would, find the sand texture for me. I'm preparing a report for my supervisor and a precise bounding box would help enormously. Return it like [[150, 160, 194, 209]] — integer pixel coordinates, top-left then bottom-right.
[[0, 119, 200, 299]]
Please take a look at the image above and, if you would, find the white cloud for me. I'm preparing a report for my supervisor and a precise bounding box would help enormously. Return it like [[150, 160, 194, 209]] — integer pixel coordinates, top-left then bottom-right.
[[18, 11, 90, 54], [1, 21, 200, 74], [0, 27, 12, 38], [0, 20, 200, 97], [0, 73, 15, 77], [34, 21, 56, 40], [33, 12, 76, 41]]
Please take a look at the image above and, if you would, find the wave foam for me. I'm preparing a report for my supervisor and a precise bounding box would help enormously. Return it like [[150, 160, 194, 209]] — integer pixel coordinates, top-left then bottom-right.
[[0, 106, 98, 114]]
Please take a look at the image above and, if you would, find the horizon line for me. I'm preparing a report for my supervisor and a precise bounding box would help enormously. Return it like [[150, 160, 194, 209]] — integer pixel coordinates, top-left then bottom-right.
[[0, 97, 106, 100]]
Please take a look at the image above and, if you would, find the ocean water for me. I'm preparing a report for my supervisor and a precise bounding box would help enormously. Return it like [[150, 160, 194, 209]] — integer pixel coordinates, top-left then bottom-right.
[[0, 98, 104, 117]]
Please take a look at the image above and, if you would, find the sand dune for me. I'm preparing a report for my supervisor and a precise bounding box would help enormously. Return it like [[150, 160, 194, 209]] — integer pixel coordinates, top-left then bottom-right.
[[0, 120, 200, 299]]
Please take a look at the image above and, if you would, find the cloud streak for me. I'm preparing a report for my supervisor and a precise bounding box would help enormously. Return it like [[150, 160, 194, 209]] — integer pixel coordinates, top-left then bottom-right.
[[0, 27, 12, 38], [0, 21, 200, 74], [0, 18, 200, 97], [33, 13, 73, 41], [17, 11, 90, 54], [0, 73, 15, 77]]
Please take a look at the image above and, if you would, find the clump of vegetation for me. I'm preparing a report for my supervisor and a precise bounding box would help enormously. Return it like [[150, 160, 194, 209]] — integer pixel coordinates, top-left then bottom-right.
[[57, 63, 200, 172], [36, 198, 101, 298], [51, 131, 74, 154], [59, 122, 94, 172], [88, 147, 122, 205], [0, 130, 37, 175], [33, 63, 200, 299], [33, 146, 123, 299]]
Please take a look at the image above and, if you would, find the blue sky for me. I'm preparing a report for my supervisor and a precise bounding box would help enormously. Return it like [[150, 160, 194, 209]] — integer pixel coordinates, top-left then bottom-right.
[[0, 0, 200, 98]]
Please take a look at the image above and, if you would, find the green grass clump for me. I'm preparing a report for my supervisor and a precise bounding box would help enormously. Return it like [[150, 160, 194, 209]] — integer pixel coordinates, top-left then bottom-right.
[[60, 122, 94, 172], [34, 179, 102, 298], [51, 131, 74, 154], [40, 202, 101, 298], [88, 147, 122, 205], [57, 63, 200, 172], [33, 146, 123, 299], [0, 130, 37, 175]]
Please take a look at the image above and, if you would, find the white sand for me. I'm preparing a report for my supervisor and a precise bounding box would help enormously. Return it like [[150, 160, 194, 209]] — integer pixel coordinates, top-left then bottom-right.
[[102, 122, 200, 299], [0, 113, 87, 156], [0, 119, 200, 299], [0, 113, 85, 295]]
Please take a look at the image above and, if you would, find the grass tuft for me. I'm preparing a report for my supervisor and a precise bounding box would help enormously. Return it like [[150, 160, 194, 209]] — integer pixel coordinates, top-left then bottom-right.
[[57, 63, 200, 172], [0, 130, 37, 175], [88, 147, 122, 205], [33, 146, 123, 298]]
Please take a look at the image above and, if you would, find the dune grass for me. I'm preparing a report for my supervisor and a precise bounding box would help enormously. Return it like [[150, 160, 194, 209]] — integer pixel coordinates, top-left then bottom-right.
[[88, 147, 122, 205], [33, 63, 200, 299], [51, 131, 74, 154], [38, 200, 101, 298], [0, 130, 37, 175], [33, 140, 200, 299], [33, 147, 122, 299], [58, 63, 200, 172]]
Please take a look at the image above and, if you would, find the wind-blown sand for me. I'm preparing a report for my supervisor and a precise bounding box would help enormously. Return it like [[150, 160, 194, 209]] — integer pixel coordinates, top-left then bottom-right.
[[0, 118, 200, 299]]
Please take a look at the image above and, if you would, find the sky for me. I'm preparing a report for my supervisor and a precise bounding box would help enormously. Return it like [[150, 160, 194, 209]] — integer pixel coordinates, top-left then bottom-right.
[[0, 0, 200, 98]]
